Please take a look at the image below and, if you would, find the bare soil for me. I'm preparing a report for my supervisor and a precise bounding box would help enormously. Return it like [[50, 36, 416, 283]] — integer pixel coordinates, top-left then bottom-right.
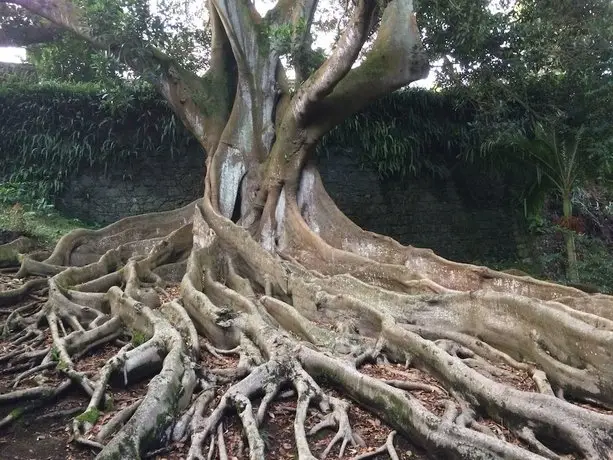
[[0, 394, 93, 460]]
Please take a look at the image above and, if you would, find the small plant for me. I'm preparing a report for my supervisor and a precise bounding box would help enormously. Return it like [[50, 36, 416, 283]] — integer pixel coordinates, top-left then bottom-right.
[[9, 407, 24, 420], [50, 346, 60, 362], [76, 407, 100, 424], [131, 329, 149, 346]]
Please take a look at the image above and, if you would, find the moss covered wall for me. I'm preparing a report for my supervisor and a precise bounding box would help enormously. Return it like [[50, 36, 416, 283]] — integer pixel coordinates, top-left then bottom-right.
[[1, 83, 516, 262]]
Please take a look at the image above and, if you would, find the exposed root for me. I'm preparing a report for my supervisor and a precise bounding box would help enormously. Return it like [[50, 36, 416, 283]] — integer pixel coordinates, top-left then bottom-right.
[[353, 431, 399, 460], [0, 236, 36, 268], [0, 379, 72, 429], [310, 397, 365, 458], [96, 399, 142, 443], [0, 278, 47, 306], [2, 194, 613, 460], [384, 379, 443, 394]]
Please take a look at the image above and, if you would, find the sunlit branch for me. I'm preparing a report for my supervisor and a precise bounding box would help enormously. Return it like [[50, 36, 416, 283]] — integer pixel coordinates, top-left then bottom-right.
[[306, 0, 429, 137], [291, 0, 379, 124]]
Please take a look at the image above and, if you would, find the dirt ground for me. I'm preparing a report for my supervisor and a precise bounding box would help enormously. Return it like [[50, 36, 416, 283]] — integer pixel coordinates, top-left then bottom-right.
[[0, 394, 95, 460]]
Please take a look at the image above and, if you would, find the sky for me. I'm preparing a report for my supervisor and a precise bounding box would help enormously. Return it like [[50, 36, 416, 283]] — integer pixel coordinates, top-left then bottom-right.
[[0, 46, 26, 63]]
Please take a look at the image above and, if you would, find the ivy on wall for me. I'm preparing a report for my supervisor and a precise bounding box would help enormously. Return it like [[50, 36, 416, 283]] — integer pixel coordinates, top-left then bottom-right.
[[0, 80, 475, 206], [318, 88, 476, 178], [0, 81, 199, 205]]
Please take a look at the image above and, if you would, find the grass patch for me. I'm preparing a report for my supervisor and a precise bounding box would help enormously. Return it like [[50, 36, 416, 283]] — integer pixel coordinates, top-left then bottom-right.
[[0, 203, 96, 246], [131, 329, 150, 347], [76, 407, 100, 424], [9, 407, 24, 420]]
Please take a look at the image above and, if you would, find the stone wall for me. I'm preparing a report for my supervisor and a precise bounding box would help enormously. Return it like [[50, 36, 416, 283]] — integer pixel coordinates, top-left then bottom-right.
[[318, 151, 516, 262], [56, 148, 205, 224], [56, 147, 516, 262]]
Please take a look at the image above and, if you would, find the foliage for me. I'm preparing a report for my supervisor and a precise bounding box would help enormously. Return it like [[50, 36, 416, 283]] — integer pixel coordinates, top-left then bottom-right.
[[489, 187, 613, 294], [130, 329, 150, 346], [422, 0, 613, 178], [27, 37, 124, 84], [50, 346, 61, 362], [1, 81, 478, 209], [530, 220, 613, 295], [452, 0, 613, 168], [76, 407, 101, 424], [0, 81, 199, 203], [20, 0, 211, 82], [318, 88, 476, 178], [0, 63, 38, 85], [261, 17, 326, 84], [9, 407, 24, 420], [425, 0, 613, 280], [416, 0, 511, 81]]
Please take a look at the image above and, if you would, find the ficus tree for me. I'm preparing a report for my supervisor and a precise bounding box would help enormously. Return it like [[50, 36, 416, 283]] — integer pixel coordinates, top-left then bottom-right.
[[1, 1, 613, 460]]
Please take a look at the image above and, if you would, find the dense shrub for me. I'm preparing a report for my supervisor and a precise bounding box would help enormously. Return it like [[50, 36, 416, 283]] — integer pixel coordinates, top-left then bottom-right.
[[0, 81, 197, 205]]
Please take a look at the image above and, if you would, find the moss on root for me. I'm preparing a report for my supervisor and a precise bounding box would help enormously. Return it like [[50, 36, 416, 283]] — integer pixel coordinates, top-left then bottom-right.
[[76, 408, 101, 424]]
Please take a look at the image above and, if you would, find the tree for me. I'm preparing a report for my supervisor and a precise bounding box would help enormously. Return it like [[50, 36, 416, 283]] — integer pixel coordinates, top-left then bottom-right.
[[430, 0, 613, 284], [511, 122, 586, 281], [26, 35, 124, 82], [1, 1, 613, 459], [501, 0, 613, 284]]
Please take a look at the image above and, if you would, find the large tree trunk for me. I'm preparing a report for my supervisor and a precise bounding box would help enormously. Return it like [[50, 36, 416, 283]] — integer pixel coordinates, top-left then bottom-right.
[[2, 1, 613, 459]]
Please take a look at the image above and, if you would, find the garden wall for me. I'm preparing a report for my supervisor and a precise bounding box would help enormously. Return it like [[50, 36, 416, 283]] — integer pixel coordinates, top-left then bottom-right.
[[56, 147, 516, 262], [56, 147, 205, 223], [1, 82, 517, 262]]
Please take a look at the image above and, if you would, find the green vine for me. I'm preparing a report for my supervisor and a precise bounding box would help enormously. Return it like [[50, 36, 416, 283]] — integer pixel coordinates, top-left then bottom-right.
[[317, 88, 476, 179], [0, 81, 199, 207], [1, 82, 477, 207]]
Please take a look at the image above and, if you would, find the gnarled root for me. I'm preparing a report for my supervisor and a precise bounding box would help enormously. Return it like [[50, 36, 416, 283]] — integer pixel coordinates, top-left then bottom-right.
[[2, 192, 613, 460]]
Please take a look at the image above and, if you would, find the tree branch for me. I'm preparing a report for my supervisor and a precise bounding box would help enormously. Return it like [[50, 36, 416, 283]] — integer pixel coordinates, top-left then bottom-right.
[[0, 0, 90, 40], [266, 0, 319, 25], [1, 0, 234, 152], [266, 0, 319, 83], [197, 0, 237, 153], [306, 0, 429, 137], [210, 0, 262, 70], [0, 22, 60, 45], [292, 0, 379, 124], [0, 5, 61, 46]]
